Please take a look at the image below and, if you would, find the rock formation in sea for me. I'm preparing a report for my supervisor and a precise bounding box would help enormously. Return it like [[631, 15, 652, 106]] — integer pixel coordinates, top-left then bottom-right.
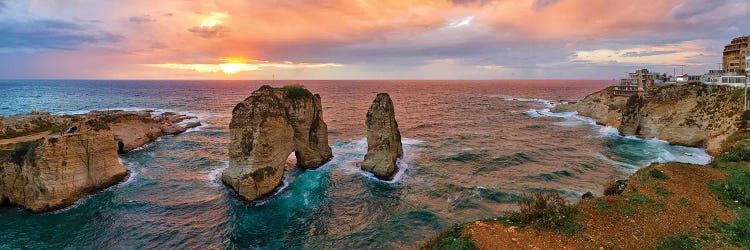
[[361, 93, 403, 180], [570, 84, 742, 155], [222, 85, 333, 201], [0, 110, 201, 212], [90, 110, 201, 153]]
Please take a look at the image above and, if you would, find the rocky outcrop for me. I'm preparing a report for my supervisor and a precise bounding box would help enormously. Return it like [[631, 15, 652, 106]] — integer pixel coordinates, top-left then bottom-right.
[[574, 84, 743, 155], [90, 110, 201, 153], [0, 110, 201, 212], [361, 93, 403, 180], [0, 124, 127, 212], [222, 85, 332, 201]]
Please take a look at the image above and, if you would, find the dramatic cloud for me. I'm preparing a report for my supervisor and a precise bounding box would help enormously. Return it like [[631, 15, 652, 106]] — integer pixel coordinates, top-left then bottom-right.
[[531, 0, 560, 11], [569, 40, 713, 66], [669, 0, 750, 23], [129, 15, 154, 23], [187, 25, 228, 38], [621, 50, 679, 57], [0, 18, 122, 51], [0, 0, 748, 79]]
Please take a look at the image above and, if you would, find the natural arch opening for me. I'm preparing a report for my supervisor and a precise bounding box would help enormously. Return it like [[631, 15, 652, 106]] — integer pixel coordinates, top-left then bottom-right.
[[117, 140, 125, 154], [285, 152, 298, 171]]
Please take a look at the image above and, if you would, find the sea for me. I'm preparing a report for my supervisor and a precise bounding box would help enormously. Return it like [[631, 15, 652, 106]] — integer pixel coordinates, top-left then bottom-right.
[[0, 80, 711, 249]]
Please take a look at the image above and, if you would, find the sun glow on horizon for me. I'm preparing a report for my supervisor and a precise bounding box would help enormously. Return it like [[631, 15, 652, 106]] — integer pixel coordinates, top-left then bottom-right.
[[147, 58, 343, 75]]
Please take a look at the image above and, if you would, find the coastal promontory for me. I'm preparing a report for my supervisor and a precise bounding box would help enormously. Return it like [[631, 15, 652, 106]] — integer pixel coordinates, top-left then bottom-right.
[[361, 93, 403, 180], [0, 110, 200, 212], [222, 85, 332, 201], [560, 84, 743, 155]]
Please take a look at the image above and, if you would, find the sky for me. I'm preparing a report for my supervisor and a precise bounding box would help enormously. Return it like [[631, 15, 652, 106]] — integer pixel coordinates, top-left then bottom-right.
[[0, 0, 748, 80]]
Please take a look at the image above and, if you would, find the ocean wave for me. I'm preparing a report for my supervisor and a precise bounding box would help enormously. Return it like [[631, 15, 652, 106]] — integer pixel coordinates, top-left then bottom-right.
[[206, 161, 229, 187], [56, 107, 212, 133], [330, 137, 424, 184], [501, 97, 553, 108]]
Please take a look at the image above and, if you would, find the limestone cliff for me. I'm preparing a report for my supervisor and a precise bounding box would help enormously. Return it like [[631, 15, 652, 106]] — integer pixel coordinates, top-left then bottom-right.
[[222, 85, 332, 201], [574, 84, 743, 155], [0, 110, 201, 212], [91, 110, 201, 153], [0, 124, 127, 212], [361, 93, 403, 180]]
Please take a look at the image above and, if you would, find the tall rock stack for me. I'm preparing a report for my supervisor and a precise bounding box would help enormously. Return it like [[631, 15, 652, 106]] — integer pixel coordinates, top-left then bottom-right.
[[222, 85, 333, 201], [362, 93, 403, 180]]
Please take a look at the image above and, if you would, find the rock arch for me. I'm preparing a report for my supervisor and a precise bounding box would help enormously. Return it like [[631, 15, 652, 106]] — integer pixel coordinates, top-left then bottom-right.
[[222, 85, 333, 201]]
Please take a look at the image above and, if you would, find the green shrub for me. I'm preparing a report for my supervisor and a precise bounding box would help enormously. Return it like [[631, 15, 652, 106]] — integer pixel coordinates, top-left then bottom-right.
[[281, 85, 312, 99], [740, 110, 750, 129], [712, 209, 750, 248], [714, 170, 750, 207], [716, 143, 750, 163], [9, 141, 39, 165], [648, 169, 669, 180], [423, 224, 479, 250], [656, 234, 702, 250], [85, 119, 110, 131], [710, 168, 750, 248], [507, 192, 582, 234]]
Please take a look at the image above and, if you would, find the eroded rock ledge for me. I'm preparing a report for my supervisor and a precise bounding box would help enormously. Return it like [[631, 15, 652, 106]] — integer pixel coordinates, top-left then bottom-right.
[[557, 84, 742, 155], [362, 93, 403, 180], [222, 85, 332, 201], [0, 110, 200, 212]]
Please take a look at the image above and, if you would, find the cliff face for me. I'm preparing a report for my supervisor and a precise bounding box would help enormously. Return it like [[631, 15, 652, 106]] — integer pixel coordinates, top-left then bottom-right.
[[0, 124, 127, 212], [0, 110, 200, 212], [362, 93, 403, 180], [94, 111, 201, 153], [222, 85, 332, 201], [576, 84, 743, 155]]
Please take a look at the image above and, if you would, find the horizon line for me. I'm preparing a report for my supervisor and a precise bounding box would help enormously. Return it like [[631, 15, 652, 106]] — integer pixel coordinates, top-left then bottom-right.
[[0, 78, 615, 81]]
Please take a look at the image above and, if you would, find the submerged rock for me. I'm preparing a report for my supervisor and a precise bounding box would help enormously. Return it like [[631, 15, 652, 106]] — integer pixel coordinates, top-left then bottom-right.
[[361, 93, 403, 180], [222, 85, 332, 201], [0, 110, 201, 212]]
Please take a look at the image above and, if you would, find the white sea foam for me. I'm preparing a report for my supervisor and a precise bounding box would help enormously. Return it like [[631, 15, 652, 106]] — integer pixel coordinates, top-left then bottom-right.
[[504, 97, 712, 168], [206, 161, 229, 187], [56, 107, 212, 133], [328, 137, 424, 184]]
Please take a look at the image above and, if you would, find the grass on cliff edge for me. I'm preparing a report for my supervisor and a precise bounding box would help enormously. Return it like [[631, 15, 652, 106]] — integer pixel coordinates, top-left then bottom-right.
[[422, 224, 479, 250], [709, 142, 750, 248], [506, 192, 583, 235], [259, 84, 313, 99]]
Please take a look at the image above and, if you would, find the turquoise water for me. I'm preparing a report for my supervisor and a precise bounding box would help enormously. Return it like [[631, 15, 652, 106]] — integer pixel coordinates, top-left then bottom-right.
[[0, 80, 711, 249]]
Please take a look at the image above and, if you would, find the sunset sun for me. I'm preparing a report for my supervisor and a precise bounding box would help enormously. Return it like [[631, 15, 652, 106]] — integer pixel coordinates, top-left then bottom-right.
[[219, 63, 248, 74]]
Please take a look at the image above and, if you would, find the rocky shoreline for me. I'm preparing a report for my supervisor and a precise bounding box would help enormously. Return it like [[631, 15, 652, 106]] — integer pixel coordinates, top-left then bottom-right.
[[427, 84, 749, 249], [0, 110, 200, 212], [553, 84, 742, 155]]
